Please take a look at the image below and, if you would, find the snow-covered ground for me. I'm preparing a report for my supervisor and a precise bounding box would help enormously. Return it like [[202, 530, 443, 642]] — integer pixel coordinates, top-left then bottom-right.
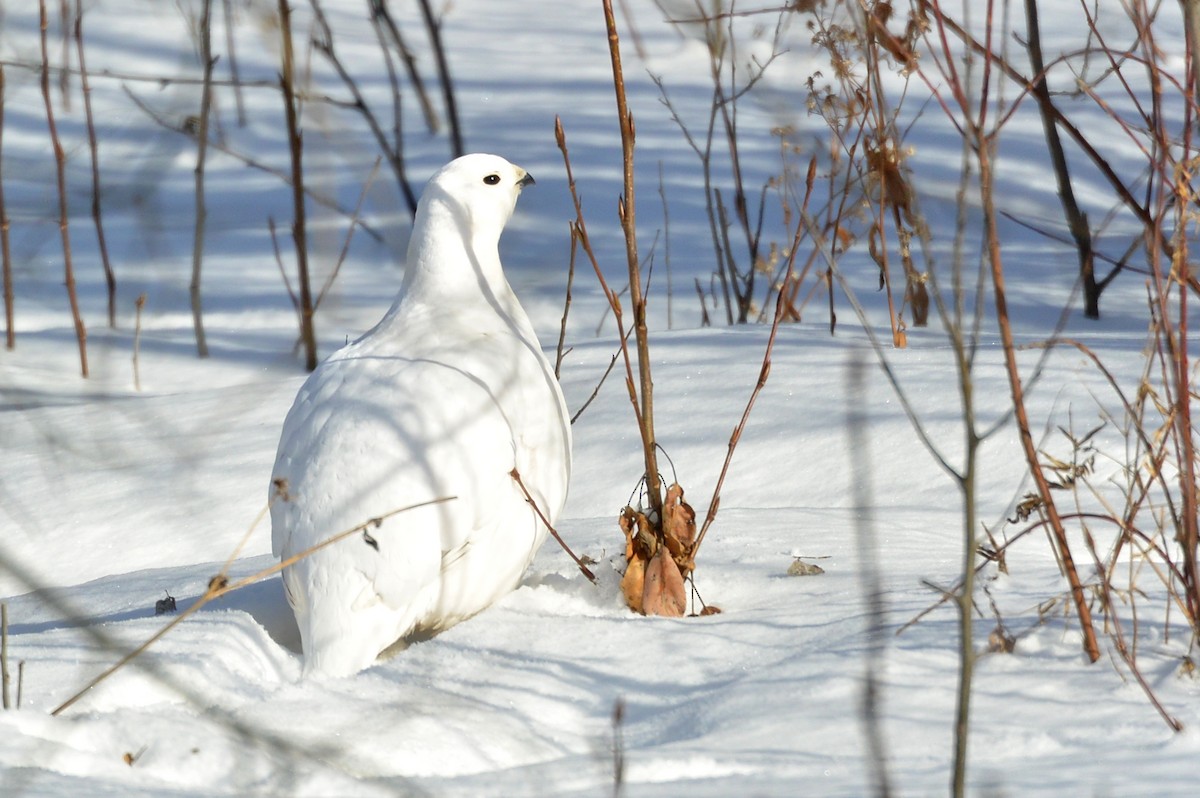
[[1, 1, 1197, 795]]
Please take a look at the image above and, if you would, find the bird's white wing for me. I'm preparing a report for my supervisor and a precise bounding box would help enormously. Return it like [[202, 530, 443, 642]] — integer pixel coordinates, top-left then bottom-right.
[[269, 321, 566, 671]]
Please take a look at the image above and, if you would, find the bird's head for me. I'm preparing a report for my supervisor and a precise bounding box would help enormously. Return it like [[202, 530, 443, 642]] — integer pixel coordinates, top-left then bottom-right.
[[418, 153, 535, 242]]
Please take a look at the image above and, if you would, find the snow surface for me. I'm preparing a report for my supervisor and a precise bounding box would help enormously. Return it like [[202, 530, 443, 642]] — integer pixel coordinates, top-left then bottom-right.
[[1, 0, 1198, 795]]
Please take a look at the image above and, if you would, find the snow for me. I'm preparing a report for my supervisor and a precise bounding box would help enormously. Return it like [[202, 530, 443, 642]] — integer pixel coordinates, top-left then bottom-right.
[[1, 0, 1198, 795]]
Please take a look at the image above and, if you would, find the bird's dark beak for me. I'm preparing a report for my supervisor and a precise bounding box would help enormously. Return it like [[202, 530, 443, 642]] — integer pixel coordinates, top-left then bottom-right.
[[518, 172, 536, 189]]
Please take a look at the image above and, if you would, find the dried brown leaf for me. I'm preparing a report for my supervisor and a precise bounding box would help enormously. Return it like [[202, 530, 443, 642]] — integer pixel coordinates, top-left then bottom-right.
[[621, 548, 647, 614], [641, 547, 686, 617]]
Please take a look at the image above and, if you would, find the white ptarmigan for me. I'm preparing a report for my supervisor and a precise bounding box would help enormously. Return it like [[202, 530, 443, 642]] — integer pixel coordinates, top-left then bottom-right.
[[269, 154, 572, 677]]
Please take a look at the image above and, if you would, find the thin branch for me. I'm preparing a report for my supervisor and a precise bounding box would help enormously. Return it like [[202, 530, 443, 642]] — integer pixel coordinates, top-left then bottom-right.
[[602, 0, 662, 519], [74, 1, 117, 328], [189, 0, 215, 359], [371, 0, 440, 135], [510, 468, 596, 583], [51, 495, 455, 717], [555, 221, 578, 380], [279, 0, 317, 371], [39, 0, 88, 377], [415, 0, 463, 155]]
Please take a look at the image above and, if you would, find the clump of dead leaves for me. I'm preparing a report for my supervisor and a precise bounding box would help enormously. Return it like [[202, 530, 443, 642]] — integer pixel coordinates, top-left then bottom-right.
[[619, 483, 718, 617]]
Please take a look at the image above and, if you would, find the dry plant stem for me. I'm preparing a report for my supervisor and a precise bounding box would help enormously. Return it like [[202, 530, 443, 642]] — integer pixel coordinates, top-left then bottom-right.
[[693, 158, 816, 559], [571, 347, 621, 425], [1022, 338, 1182, 561], [978, 141, 1100, 663], [1079, 515, 1184, 731], [414, 0, 463, 155], [922, 0, 1100, 668], [74, 2, 116, 328], [189, 0, 215, 359], [1022, 0, 1097, 318], [40, 0, 87, 377], [0, 65, 13, 350], [555, 222, 578, 380], [279, 0, 317, 372], [51, 496, 455, 717], [509, 468, 596, 583], [554, 117, 643, 434], [602, 0, 662, 519]]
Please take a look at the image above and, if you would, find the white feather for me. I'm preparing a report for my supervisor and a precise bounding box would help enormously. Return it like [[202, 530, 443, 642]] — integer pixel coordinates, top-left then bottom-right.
[[269, 154, 571, 677]]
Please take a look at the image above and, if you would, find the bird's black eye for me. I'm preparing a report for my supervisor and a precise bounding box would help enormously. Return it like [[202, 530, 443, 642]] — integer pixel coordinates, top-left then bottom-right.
[[483, 174, 501, 185]]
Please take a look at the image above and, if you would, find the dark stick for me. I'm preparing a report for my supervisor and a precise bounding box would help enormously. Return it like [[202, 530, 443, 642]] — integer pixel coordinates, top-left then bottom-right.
[[74, 2, 116, 328], [278, 0, 317, 371], [1023, 0, 1097, 317], [371, 0, 441, 135], [415, 0, 463, 155]]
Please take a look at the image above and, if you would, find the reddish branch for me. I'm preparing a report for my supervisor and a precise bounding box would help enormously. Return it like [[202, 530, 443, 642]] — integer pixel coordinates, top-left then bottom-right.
[[39, 0, 88, 377]]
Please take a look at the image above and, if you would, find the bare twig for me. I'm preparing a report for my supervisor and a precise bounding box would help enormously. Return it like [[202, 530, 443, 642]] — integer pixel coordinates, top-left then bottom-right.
[[510, 468, 596, 583], [963, 8, 1101, 666], [371, 0, 440, 135], [693, 158, 816, 559], [602, 0, 662, 520], [415, 0, 463, 155], [314, 156, 382, 312], [279, 0, 317, 371], [1022, 0, 1097, 318], [74, 2, 117, 328], [40, 0, 88, 377], [555, 221, 577, 380], [51, 495, 455, 717], [571, 347, 622, 425], [189, 0, 215, 358]]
